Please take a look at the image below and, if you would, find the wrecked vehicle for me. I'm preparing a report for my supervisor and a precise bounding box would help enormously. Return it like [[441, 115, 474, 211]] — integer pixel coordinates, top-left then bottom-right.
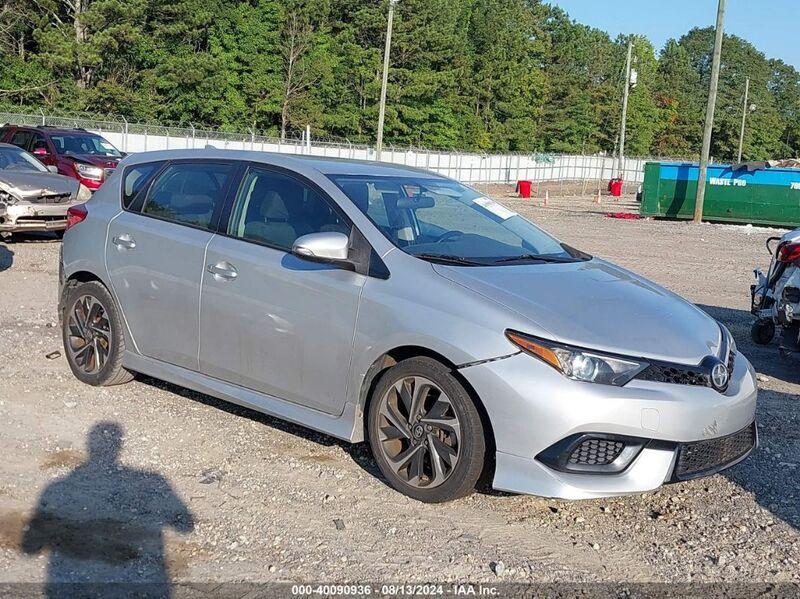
[[0, 143, 91, 237], [751, 228, 800, 349]]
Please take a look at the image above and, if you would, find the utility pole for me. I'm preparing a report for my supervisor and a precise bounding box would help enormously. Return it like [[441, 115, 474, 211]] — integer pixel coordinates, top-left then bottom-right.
[[694, 0, 726, 223], [737, 76, 750, 163], [617, 40, 634, 179], [376, 0, 398, 162]]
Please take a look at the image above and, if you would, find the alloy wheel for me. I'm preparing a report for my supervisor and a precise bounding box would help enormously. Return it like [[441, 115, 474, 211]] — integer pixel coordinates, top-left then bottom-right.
[[66, 294, 111, 374], [376, 376, 462, 489]]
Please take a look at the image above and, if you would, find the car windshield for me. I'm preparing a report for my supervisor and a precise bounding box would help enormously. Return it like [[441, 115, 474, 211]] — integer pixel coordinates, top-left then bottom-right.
[[0, 146, 48, 173], [329, 175, 589, 265], [50, 134, 121, 158]]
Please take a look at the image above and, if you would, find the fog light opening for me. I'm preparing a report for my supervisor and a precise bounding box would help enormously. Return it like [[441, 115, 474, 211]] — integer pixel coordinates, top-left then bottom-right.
[[536, 433, 648, 475]]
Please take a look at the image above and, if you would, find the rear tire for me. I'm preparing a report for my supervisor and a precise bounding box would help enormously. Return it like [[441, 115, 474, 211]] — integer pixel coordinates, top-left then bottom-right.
[[62, 280, 133, 386], [751, 319, 775, 345], [367, 357, 486, 503]]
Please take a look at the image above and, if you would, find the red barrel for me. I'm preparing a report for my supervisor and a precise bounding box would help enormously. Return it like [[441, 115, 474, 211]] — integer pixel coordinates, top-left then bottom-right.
[[609, 178, 623, 197], [517, 180, 532, 199]]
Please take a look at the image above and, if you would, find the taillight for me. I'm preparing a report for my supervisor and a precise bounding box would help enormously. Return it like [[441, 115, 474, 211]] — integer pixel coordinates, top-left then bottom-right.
[[777, 242, 800, 263], [65, 204, 88, 231]]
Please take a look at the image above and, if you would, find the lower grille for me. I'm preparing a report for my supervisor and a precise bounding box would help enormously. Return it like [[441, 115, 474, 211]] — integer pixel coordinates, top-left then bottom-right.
[[16, 215, 67, 223], [568, 439, 625, 466], [33, 194, 72, 204], [674, 422, 756, 480]]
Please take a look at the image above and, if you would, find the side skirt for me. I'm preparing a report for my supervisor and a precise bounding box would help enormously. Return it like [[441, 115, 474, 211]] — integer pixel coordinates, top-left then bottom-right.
[[123, 351, 364, 443]]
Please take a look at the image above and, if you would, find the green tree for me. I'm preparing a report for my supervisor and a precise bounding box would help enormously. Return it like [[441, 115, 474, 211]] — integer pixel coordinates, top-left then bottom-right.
[[651, 40, 703, 157], [539, 7, 619, 154]]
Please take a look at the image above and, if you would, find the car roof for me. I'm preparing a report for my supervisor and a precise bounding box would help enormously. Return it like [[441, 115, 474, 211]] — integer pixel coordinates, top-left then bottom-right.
[[7, 125, 98, 136], [122, 148, 447, 180]]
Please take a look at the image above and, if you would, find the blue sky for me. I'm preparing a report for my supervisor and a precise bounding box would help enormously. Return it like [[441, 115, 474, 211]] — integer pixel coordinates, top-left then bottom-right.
[[548, 0, 800, 68]]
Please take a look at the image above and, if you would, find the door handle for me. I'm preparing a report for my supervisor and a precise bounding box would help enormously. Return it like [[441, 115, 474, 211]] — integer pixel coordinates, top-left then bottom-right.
[[207, 261, 238, 281], [112, 234, 136, 249]]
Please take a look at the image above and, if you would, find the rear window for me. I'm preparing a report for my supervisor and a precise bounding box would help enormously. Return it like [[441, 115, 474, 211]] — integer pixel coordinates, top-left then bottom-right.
[[141, 162, 233, 230]]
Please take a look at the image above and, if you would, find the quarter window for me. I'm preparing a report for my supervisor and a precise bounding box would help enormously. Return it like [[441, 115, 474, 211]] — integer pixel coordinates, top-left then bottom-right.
[[122, 162, 164, 209], [228, 168, 349, 250], [142, 162, 232, 230]]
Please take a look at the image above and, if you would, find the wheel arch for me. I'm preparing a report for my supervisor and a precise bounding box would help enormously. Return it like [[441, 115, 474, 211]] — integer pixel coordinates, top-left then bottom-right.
[[60, 270, 110, 320], [358, 345, 497, 481], [59, 269, 138, 357]]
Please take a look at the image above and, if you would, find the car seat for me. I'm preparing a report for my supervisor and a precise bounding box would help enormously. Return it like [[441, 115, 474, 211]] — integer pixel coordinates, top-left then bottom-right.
[[243, 188, 298, 248]]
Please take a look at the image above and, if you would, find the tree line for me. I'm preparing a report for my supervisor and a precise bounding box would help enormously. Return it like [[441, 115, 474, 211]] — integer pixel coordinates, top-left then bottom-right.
[[1, 0, 799, 160]]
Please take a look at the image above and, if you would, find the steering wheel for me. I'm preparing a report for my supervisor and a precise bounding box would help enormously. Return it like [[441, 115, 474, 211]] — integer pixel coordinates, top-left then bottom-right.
[[435, 230, 464, 244]]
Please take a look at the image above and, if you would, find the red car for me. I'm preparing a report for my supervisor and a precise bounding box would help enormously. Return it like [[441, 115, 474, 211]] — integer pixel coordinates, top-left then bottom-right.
[[0, 125, 123, 191]]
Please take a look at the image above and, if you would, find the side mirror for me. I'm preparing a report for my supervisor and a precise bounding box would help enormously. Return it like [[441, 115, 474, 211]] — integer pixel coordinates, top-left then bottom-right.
[[46, 165, 59, 173], [32, 147, 49, 157], [292, 232, 350, 262]]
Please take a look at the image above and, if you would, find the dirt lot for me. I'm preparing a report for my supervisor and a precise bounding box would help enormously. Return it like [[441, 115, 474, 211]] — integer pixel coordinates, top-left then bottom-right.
[[0, 193, 798, 588]]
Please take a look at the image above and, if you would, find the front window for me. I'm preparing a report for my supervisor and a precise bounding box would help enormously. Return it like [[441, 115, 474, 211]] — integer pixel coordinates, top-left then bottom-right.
[[49, 134, 122, 158], [330, 175, 589, 265], [0, 146, 48, 173], [228, 168, 350, 250]]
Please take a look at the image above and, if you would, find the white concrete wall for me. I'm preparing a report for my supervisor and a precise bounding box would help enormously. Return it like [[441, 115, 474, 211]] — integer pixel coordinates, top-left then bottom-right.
[[2, 112, 649, 185]]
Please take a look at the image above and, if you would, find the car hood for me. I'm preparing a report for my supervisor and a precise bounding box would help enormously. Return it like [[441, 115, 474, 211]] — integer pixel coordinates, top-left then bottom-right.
[[0, 170, 78, 202], [433, 258, 721, 365], [68, 154, 120, 169]]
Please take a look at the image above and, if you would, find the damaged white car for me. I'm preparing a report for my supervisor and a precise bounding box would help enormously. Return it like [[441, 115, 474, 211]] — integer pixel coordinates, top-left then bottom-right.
[[0, 142, 91, 238]]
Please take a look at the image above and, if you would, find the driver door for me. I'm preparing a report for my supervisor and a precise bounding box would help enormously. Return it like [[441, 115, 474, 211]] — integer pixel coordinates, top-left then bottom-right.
[[198, 166, 366, 415]]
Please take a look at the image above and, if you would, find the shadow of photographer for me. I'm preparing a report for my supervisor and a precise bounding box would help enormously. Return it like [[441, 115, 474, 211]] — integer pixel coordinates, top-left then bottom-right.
[[21, 421, 195, 598]]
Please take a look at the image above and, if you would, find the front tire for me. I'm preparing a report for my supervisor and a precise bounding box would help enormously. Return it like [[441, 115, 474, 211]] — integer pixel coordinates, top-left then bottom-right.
[[62, 280, 133, 386], [367, 357, 486, 503]]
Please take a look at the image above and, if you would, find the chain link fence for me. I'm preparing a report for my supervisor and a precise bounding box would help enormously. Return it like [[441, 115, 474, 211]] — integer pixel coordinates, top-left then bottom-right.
[[1, 110, 680, 195]]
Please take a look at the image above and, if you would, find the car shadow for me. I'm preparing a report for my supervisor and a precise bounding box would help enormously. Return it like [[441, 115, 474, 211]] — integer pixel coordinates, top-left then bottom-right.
[[698, 304, 800, 531], [20, 421, 195, 597], [0, 242, 13, 272], [138, 376, 383, 478]]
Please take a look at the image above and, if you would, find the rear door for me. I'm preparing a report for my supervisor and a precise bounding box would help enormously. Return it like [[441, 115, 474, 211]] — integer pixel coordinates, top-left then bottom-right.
[[106, 160, 238, 370], [198, 165, 366, 415]]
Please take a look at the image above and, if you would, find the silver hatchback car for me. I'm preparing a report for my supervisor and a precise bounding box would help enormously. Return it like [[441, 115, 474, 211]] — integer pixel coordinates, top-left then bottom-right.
[[60, 150, 758, 503]]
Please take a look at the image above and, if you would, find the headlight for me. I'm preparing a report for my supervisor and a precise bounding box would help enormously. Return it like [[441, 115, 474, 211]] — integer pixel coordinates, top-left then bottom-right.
[[76, 183, 92, 201], [74, 163, 103, 180], [505, 330, 649, 386]]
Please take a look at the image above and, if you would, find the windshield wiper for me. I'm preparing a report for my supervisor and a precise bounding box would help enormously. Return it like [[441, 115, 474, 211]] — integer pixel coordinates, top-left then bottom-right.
[[414, 253, 487, 266], [492, 254, 573, 264]]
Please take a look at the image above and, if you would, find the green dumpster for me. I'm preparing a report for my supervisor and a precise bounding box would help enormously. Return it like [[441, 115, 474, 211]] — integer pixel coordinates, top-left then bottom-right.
[[640, 162, 800, 227]]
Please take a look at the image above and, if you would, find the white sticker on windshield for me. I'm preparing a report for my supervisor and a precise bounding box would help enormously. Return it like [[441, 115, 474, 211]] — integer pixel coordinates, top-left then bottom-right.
[[473, 197, 517, 220]]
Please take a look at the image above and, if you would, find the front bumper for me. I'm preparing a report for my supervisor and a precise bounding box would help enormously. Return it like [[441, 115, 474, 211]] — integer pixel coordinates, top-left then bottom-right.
[[460, 351, 758, 499], [0, 201, 76, 233]]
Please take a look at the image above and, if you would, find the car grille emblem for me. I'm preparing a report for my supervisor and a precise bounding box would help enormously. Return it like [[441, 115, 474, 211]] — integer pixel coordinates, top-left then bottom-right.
[[711, 362, 729, 391]]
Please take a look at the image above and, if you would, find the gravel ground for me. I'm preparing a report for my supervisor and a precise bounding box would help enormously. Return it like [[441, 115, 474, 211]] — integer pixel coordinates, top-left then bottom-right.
[[0, 193, 798, 587]]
